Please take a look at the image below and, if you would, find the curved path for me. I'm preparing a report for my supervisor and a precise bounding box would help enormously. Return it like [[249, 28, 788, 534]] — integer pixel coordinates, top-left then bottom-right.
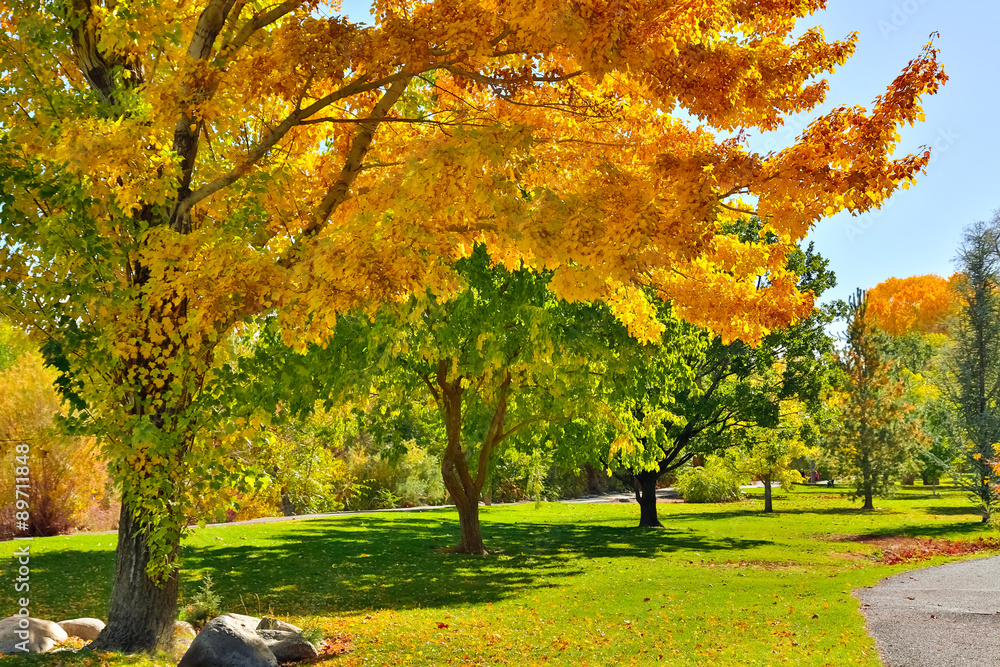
[[855, 556, 1000, 667]]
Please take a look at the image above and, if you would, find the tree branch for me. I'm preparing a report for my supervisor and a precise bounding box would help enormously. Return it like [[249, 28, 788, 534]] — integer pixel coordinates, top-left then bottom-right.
[[177, 71, 411, 220], [275, 75, 414, 267], [218, 0, 305, 61]]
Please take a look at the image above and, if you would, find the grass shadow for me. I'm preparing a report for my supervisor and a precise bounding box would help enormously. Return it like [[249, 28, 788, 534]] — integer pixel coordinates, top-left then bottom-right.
[[174, 513, 772, 615]]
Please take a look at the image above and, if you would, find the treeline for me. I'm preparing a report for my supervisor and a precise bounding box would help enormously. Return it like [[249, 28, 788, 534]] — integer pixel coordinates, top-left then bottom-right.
[[4, 217, 1000, 549]]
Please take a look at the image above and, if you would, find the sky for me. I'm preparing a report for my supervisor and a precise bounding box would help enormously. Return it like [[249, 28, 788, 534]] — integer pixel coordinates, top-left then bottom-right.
[[339, 0, 997, 306]]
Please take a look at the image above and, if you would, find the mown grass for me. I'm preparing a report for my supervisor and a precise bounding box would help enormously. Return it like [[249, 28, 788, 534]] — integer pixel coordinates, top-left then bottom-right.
[[1, 483, 996, 666]]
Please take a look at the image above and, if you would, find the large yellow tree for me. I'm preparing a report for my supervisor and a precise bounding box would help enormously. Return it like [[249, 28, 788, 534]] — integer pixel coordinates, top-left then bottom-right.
[[0, 0, 944, 652]]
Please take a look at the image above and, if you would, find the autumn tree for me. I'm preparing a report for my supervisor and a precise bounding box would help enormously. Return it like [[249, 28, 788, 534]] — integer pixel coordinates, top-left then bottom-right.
[[946, 217, 1000, 521], [867, 274, 958, 336], [0, 0, 947, 651], [0, 320, 115, 538], [827, 290, 925, 510]]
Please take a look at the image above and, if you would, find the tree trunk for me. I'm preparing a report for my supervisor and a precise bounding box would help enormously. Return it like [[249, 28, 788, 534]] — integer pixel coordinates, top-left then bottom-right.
[[280, 488, 296, 516], [441, 446, 487, 555], [455, 492, 486, 553], [634, 470, 663, 528], [862, 489, 874, 511], [762, 474, 773, 513], [89, 501, 179, 653]]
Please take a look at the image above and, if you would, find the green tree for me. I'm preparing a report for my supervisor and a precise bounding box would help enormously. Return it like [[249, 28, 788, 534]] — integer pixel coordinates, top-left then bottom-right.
[[828, 290, 925, 510], [237, 246, 630, 553], [726, 396, 825, 513], [604, 232, 837, 527], [946, 218, 1000, 521]]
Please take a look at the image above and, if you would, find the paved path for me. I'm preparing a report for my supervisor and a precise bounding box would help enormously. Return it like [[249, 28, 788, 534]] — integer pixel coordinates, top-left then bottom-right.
[[855, 556, 1000, 667]]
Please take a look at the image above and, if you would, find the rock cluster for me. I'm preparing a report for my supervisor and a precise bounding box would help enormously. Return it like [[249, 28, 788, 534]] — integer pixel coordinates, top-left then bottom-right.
[[0, 612, 319, 667], [0, 616, 103, 653], [177, 614, 319, 667]]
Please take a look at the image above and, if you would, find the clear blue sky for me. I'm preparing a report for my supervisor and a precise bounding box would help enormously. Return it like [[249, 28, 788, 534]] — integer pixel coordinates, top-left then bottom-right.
[[340, 1, 995, 304], [791, 0, 998, 305]]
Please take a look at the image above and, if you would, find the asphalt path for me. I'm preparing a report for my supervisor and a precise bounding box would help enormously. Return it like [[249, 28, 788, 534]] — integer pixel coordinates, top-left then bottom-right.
[[855, 556, 1000, 667]]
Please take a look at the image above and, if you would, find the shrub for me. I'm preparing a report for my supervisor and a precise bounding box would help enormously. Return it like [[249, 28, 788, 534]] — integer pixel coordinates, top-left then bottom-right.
[[0, 333, 118, 537], [676, 461, 745, 503], [183, 574, 222, 628]]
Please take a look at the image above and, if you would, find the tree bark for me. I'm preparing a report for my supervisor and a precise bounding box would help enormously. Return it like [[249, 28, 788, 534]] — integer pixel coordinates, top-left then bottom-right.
[[436, 373, 488, 555], [634, 470, 663, 528], [762, 474, 773, 513], [281, 488, 296, 516], [441, 445, 487, 555], [862, 489, 874, 511], [89, 501, 179, 653]]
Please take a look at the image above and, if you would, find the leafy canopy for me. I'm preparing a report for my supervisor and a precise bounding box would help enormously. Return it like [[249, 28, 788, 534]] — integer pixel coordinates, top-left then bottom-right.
[[0, 0, 947, 577]]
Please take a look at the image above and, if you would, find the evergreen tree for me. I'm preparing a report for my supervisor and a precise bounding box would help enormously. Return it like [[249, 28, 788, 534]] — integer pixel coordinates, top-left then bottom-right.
[[947, 218, 1000, 521], [829, 290, 924, 510]]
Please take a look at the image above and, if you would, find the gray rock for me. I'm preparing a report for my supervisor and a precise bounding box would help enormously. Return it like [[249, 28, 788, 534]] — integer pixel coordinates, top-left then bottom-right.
[[256, 617, 303, 633], [256, 626, 319, 662], [219, 613, 261, 630], [57, 618, 105, 641], [175, 620, 197, 639], [177, 615, 277, 667], [256, 629, 297, 644], [0, 616, 68, 654], [267, 635, 319, 662]]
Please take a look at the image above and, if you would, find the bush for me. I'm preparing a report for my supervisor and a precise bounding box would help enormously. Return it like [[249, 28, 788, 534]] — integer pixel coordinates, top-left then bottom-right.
[[343, 437, 446, 510], [0, 333, 118, 537], [183, 574, 222, 628], [676, 462, 745, 503]]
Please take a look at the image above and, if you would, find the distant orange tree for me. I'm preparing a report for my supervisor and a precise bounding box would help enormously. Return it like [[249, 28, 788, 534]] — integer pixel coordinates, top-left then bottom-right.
[[866, 274, 958, 336]]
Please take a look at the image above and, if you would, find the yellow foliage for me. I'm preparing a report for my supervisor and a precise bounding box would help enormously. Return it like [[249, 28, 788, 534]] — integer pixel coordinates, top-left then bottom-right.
[[867, 274, 958, 336], [0, 0, 948, 579]]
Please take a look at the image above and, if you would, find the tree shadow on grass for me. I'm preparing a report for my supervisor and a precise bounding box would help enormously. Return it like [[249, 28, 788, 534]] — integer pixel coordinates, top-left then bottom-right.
[[920, 505, 985, 516], [175, 512, 770, 616], [19, 510, 771, 621], [666, 506, 872, 522], [831, 520, 992, 542], [20, 546, 116, 620]]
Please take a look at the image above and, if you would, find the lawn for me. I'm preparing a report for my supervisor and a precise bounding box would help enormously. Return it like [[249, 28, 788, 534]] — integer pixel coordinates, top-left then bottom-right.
[[1, 483, 997, 666]]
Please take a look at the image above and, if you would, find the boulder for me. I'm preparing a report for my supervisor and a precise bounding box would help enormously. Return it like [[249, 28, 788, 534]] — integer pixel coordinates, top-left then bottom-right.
[[256, 617, 302, 633], [219, 613, 261, 630], [177, 615, 277, 667], [57, 618, 105, 641], [175, 620, 198, 639], [256, 629, 296, 644], [0, 616, 68, 654], [256, 627, 319, 662], [267, 635, 319, 662]]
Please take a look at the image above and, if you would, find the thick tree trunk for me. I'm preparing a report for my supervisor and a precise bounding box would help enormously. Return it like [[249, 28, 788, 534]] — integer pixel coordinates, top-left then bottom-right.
[[634, 470, 663, 528], [442, 447, 487, 555], [455, 493, 486, 554], [89, 501, 179, 653], [762, 474, 773, 513]]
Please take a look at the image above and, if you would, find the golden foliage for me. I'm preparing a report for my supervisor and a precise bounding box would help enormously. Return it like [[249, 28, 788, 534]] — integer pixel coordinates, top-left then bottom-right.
[[866, 274, 958, 336], [0, 0, 947, 577]]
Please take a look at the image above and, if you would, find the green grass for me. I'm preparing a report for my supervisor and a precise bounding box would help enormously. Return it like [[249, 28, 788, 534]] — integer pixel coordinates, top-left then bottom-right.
[[1, 483, 996, 666]]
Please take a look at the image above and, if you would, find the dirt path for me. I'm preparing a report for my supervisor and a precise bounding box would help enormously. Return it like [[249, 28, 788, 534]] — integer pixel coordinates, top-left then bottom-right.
[[855, 555, 1000, 666]]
